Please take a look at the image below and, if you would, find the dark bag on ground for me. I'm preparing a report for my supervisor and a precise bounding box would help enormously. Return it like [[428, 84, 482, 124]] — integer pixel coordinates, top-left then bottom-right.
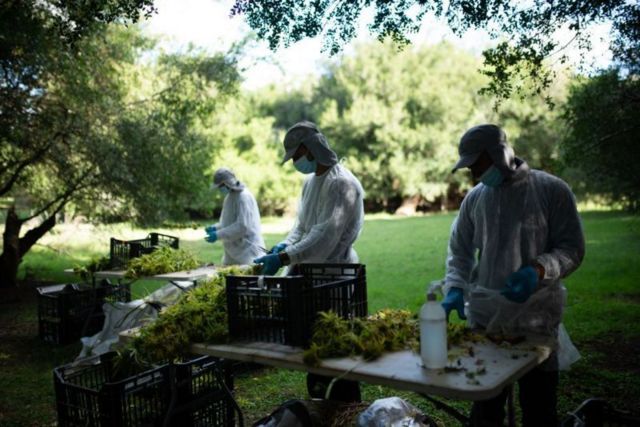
[[253, 400, 313, 427], [253, 399, 351, 427]]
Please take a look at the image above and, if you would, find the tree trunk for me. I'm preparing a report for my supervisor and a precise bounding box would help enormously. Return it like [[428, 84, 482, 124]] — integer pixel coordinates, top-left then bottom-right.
[[0, 207, 22, 288], [394, 195, 421, 216], [0, 206, 57, 288]]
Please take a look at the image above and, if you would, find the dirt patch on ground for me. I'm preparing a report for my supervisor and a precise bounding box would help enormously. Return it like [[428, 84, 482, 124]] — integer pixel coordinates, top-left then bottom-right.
[[580, 332, 640, 374]]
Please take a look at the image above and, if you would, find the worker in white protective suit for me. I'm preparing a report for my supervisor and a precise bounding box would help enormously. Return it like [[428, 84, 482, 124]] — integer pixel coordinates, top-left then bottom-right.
[[253, 121, 365, 276], [204, 168, 265, 266], [254, 121, 365, 403], [442, 124, 585, 427]]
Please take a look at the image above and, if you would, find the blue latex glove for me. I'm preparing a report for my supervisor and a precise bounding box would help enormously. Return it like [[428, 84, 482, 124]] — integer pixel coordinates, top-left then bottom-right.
[[205, 225, 216, 234], [204, 230, 218, 243], [501, 266, 538, 303], [253, 253, 282, 275], [441, 287, 466, 320], [269, 242, 288, 254]]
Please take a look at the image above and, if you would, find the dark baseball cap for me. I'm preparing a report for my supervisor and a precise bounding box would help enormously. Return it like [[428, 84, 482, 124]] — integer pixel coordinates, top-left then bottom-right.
[[452, 124, 507, 173], [281, 121, 320, 164]]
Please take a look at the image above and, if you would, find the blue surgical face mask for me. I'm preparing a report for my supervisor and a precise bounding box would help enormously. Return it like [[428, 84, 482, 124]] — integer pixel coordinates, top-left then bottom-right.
[[293, 155, 317, 174], [219, 186, 230, 195], [480, 165, 504, 187]]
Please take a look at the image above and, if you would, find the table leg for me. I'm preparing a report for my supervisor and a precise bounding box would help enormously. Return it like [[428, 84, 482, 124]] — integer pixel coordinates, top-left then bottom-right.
[[418, 393, 470, 425]]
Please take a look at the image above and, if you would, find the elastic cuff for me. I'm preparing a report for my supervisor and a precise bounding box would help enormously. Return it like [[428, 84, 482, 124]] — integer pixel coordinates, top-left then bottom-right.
[[287, 250, 301, 266], [279, 252, 290, 266]]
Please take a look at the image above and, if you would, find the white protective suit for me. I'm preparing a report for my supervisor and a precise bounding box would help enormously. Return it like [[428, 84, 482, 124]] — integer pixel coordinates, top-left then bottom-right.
[[284, 163, 365, 265], [445, 156, 585, 344], [215, 188, 265, 265]]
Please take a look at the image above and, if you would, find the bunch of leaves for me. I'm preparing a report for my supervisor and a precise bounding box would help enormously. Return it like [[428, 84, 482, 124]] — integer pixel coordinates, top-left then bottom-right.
[[120, 265, 255, 367], [124, 246, 200, 279], [447, 322, 484, 347], [303, 309, 419, 366], [303, 310, 484, 366], [73, 256, 111, 281]]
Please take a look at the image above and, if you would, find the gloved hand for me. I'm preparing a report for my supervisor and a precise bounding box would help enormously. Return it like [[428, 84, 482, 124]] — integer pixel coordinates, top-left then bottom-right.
[[269, 242, 288, 254], [501, 266, 538, 303], [441, 287, 466, 320], [205, 225, 216, 234], [253, 253, 282, 275], [204, 230, 218, 243]]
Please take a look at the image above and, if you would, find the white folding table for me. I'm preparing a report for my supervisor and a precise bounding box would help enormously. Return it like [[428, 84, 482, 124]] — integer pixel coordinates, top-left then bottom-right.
[[189, 336, 554, 426]]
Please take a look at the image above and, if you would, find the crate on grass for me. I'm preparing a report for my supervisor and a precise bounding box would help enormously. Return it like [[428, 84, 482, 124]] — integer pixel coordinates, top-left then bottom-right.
[[54, 352, 240, 427], [37, 280, 131, 344], [226, 263, 367, 346], [109, 232, 179, 269]]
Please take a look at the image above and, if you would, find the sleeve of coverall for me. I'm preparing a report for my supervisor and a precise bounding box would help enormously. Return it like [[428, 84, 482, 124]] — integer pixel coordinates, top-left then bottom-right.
[[444, 194, 476, 296], [216, 194, 248, 241], [283, 180, 309, 246], [534, 180, 585, 282], [286, 178, 357, 265]]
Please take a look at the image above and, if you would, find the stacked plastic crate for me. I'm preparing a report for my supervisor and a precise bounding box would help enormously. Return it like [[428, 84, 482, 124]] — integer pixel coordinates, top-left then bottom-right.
[[226, 263, 368, 346], [54, 352, 241, 427]]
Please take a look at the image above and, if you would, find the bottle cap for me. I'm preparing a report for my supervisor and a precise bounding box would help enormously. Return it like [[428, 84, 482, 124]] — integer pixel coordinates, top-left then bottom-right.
[[427, 292, 437, 301]]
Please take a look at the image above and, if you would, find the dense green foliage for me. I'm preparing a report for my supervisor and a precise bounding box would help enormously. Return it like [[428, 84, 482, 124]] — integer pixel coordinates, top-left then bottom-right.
[[5, 33, 569, 220], [227, 0, 639, 213], [561, 71, 640, 211], [3, 7, 632, 226], [232, 0, 639, 103], [0, 1, 241, 285], [247, 41, 567, 212]]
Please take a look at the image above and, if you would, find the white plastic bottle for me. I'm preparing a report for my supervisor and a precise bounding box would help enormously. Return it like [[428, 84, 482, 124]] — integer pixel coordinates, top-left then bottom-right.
[[420, 292, 448, 369]]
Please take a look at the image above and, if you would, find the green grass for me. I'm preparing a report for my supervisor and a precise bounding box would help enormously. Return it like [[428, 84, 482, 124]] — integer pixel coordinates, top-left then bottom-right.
[[0, 211, 638, 425]]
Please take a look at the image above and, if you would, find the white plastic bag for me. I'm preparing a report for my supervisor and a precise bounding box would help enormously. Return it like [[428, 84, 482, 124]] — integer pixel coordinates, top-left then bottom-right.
[[357, 397, 431, 427], [76, 280, 195, 360], [557, 323, 581, 370]]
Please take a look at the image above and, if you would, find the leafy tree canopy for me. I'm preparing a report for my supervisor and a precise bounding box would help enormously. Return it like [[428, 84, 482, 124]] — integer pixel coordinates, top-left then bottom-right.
[[0, 1, 239, 286], [231, 0, 639, 102], [561, 70, 640, 211], [249, 40, 566, 212]]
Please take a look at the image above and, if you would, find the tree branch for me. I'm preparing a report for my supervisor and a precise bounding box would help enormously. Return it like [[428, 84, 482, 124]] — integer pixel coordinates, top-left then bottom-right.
[[0, 104, 71, 196], [0, 135, 60, 196], [22, 169, 94, 222]]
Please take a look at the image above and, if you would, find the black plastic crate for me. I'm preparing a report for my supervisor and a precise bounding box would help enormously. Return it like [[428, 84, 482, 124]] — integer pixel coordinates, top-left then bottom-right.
[[226, 263, 367, 346], [37, 281, 131, 344], [109, 232, 179, 269], [39, 312, 106, 346], [54, 352, 241, 427]]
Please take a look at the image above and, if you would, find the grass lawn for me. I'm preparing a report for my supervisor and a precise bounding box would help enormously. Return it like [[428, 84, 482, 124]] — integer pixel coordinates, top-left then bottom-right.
[[0, 211, 639, 425]]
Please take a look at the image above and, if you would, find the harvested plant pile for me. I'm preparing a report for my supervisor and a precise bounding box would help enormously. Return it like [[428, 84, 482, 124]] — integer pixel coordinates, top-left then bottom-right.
[[124, 246, 200, 279], [120, 265, 254, 367], [73, 256, 111, 281], [303, 309, 419, 366], [303, 310, 482, 366]]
